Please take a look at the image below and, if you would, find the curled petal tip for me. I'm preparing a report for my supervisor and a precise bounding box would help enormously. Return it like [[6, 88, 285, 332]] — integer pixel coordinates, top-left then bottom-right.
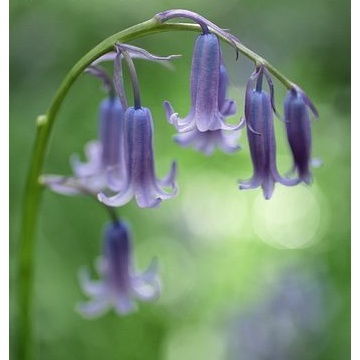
[[97, 192, 105, 203], [163, 101, 176, 123]]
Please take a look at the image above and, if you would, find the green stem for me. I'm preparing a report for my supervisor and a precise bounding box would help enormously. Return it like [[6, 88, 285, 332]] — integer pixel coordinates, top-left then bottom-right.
[[17, 16, 295, 360]]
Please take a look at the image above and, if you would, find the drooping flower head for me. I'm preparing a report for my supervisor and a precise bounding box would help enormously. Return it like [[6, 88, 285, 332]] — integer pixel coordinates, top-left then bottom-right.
[[164, 32, 242, 132], [78, 220, 160, 317], [43, 88, 125, 196], [164, 48, 242, 155], [239, 67, 299, 199], [98, 106, 177, 207], [70, 94, 125, 187], [284, 86, 318, 184]]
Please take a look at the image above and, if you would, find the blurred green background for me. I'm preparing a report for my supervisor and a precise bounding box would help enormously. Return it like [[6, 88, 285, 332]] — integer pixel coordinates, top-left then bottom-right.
[[10, 0, 350, 359]]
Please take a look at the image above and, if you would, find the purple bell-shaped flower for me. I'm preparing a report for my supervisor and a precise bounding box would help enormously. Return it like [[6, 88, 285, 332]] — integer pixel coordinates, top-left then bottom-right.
[[239, 67, 299, 199], [98, 106, 177, 208], [78, 221, 160, 317], [42, 94, 125, 196], [164, 32, 242, 132], [284, 86, 318, 184], [165, 59, 242, 155]]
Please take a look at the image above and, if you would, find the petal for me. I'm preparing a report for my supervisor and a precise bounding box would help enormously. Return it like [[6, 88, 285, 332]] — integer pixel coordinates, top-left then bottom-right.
[[171, 113, 196, 132], [220, 99, 237, 117], [159, 161, 177, 187], [239, 175, 262, 190], [132, 258, 161, 301], [300, 90, 319, 118], [70, 141, 102, 178], [163, 101, 176, 124], [97, 185, 134, 207], [40, 175, 82, 196], [153, 178, 178, 199], [218, 134, 241, 153], [92, 52, 117, 65], [261, 175, 276, 200], [114, 295, 137, 315], [272, 167, 300, 187], [115, 43, 181, 65], [220, 116, 246, 131], [132, 279, 160, 302], [76, 298, 109, 318], [78, 267, 106, 297], [197, 141, 216, 156], [134, 189, 162, 208], [85, 65, 113, 94], [173, 131, 198, 147], [140, 258, 159, 283]]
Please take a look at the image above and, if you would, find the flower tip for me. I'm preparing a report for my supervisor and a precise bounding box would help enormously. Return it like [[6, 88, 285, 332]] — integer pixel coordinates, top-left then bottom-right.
[[97, 192, 105, 203], [163, 101, 176, 123]]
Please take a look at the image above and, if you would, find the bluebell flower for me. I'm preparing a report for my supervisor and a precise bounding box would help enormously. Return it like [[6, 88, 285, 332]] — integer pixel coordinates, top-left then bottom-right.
[[239, 67, 299, 199], [78, 221, 160, 317], [164, 32, 242, 132], [165, 58, 242, 155], [284, 86, 318, 184], [98, 106, 177, 208], [42, 94, 125, 195]]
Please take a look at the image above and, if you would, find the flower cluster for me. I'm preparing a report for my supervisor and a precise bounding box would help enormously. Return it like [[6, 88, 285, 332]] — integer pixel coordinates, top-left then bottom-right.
[[41, 9, 319, 318], [43, 44, 179, 207]]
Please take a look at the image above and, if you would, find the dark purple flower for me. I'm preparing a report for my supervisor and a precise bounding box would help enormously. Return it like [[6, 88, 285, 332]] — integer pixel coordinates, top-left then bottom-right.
[[164, 33, 242, 132], [78, 221, 160, 317], [284, 87, 318, 184], [239, 67, 299, 199], [98, 106, 177, 208]]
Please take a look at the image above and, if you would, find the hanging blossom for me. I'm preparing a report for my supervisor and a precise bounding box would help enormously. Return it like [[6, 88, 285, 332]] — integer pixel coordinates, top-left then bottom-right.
[[284, 86, 319, 184], [98, 43, 177, 208], [156, 10, 241, 134], [77, 220, 160, 317], [42, 93, 125, 196], [98, 106, 177, 208], [239, 67, 299, 199], [166, 62, 243, 155], [42, 45, 180, 196], [164, 32, 243, 133]]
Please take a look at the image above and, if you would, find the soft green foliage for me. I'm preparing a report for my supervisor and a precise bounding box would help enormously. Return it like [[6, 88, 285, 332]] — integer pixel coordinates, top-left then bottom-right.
[[10, 0, 350, 359]]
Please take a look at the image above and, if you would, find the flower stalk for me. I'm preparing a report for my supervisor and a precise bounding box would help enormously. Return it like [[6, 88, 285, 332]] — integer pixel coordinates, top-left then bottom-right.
[[18, 13, 302, 360]]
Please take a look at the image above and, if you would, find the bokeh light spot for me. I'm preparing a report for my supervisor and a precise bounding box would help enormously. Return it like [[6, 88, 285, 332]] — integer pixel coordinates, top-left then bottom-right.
[[252, 185, 323, 249]]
